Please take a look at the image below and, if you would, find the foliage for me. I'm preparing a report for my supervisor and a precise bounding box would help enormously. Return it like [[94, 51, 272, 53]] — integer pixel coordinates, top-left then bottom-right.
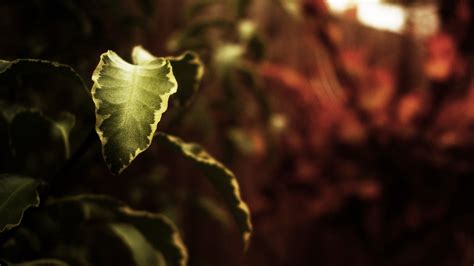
[[0, 44, 252, 265]]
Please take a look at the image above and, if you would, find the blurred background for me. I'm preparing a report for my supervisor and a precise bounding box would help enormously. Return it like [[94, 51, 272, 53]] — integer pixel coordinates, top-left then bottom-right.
[[1, 0, 473, 265]]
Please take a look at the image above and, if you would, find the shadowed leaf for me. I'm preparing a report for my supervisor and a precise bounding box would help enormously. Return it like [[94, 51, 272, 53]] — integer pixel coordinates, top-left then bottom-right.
[[0, 174, 41, 233], [155, 132, 252, 249], [47, 195, 187, 266], [107, 223, 165, 266], [0, 103, 75, 177]]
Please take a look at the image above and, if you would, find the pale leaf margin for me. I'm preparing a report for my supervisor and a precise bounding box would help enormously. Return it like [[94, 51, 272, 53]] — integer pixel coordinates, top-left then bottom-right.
[[91, 49, 178, 174]]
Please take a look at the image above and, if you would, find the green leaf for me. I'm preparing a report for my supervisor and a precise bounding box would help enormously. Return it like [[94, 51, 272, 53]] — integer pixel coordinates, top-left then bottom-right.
[[0, 104, 75, 177], [0, 58, 94, 160], [0, 174, 41, 233], [91, 47, 178, 174], [167, 52, 205, 107], [0, 59, 86, 89], [132, 46, 204, 107], [119, 207, 186, 266], [155, 133, 252, 248], [107, 223, 165, 266], [0, 59, 90, 114], [47, 195, 187, 266]]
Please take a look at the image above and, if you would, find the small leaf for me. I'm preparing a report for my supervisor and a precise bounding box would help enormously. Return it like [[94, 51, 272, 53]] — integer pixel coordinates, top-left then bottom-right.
[[155, 133, 252, 248], [91, 47, 178, 174], [107, 223, 164, 266], [0, 174, 41, 233], [132, 46, 204, 107]]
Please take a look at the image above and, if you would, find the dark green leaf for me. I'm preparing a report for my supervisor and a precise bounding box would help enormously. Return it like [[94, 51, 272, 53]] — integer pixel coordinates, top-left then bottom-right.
[[155, 133, 252, 248], [0, 104, 75, 177], [47, 195, 187, 266], [0, 59, 86, 89], [0, 174, 41, 233], [119, 207, 186, 266], [0, 58, 94, 159], [168, 52, 204, 107]]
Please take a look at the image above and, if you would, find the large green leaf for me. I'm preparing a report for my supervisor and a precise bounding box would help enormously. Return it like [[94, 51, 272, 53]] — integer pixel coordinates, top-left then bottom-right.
[[0, 174, 41, 233], [155, 133, 252, 248], [46, 195, 187, 266], [132, 46, 204, 107], [91, 47, 178, 174]]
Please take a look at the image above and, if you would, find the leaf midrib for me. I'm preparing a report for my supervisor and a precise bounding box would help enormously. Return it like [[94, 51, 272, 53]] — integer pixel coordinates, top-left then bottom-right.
[[121, 68, 139, 127]]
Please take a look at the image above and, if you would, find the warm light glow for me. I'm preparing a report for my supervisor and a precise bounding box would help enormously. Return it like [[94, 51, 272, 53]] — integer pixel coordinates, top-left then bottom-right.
[[326, 0, 380, 14], [326, 0, 407, 33], [357, 2, 406, 33]]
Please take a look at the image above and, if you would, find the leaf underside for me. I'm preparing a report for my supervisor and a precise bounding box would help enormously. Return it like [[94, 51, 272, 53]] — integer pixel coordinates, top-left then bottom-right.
[[91, 48, 178, 174]]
